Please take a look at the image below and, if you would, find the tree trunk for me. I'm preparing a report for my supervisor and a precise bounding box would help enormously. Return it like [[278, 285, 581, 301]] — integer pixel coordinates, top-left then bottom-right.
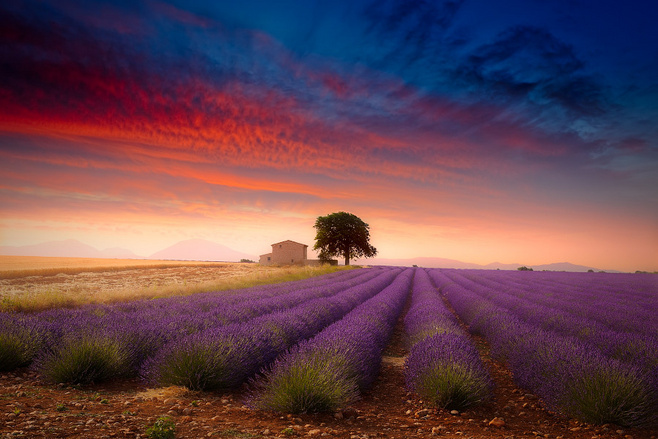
[[344, 247, 350, 265]]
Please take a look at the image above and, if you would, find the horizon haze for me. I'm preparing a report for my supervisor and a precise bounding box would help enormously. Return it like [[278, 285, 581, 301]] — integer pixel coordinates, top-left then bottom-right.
[[0, 238, 629, 273]]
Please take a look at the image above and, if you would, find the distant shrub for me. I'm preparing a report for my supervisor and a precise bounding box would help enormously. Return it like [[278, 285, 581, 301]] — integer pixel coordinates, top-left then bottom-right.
[[240, 259, 255, 263], [517, 266, 533, 271]]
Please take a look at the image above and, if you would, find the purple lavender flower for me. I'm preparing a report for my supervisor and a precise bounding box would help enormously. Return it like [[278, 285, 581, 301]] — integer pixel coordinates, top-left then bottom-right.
[[248, 268, 413, 413], [405, 334, 492, 409], [404, 269, 492, 409], [431, 268, 657, 427], [142, 268, 403, 391]]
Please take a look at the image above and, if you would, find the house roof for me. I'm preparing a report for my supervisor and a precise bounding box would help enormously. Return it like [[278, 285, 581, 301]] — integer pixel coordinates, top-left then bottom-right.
[[271, 240, 308, 248]]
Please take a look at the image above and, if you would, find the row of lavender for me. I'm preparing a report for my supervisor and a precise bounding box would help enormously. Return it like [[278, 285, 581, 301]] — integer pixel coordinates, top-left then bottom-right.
[[429, 269, 657, 427], [143, 268, 403, 390], [403, 269, 492, 409], [1, 267, 369, 372], [436, 269, 657, 340], [444, 270, 658, 377], [0, 267, 400, 389], [249, 268, 414, 413]]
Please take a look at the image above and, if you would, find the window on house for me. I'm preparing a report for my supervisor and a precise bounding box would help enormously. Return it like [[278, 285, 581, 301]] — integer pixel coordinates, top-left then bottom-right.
[[267, 257, 271, 261]]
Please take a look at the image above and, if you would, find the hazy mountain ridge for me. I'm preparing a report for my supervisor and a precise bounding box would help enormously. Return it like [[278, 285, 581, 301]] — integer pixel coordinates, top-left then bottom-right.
[[357, 257, 615, 273], [0, 239, 255, 262], [149, 239, 255, 261], [0, 239, 142, 259], [1, 239, 617, 271]]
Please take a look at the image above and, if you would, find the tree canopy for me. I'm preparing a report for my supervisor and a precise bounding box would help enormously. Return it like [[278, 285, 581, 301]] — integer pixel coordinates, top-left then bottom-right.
[[313, 212, 377, 265]]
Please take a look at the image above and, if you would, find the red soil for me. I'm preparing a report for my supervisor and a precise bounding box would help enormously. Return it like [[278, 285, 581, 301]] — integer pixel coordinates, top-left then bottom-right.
[[1, 314, 656, 439]]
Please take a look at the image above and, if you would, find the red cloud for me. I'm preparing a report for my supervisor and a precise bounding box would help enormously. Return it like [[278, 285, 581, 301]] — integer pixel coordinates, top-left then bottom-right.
[[1, 4, 579, 194]]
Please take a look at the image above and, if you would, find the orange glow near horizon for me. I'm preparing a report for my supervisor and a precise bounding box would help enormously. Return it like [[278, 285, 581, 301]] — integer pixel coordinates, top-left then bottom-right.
[[1, 99, 657, 272], [2, 133, 656, 272]]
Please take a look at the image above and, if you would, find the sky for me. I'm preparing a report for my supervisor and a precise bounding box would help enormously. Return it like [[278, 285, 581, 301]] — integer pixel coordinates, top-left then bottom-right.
[[1, 0, 657, 272]]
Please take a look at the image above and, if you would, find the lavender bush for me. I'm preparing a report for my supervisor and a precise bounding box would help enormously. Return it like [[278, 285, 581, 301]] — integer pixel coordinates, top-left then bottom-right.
[[405, 334, 492, 410], [3, 269, 380, 383], [141, 268, 402, 391], [248, 348, 359, 413], [35, 330, 131, 385], [431, 268, 657, 427], [403, 269, 492, 410], [249, 268, 413, 413], [0, 314, 46, 371], [564, 356, 655, 426]]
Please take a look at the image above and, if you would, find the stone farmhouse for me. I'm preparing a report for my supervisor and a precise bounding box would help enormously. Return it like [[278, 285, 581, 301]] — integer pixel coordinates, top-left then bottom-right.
[[259, 240, 337, 266]]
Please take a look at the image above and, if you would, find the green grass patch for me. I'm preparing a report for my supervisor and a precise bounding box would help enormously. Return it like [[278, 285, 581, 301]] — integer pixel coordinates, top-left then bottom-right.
[[146, 416, 176, 439]]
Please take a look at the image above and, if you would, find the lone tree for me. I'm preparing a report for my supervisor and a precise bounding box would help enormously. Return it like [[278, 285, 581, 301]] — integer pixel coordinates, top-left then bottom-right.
[[313, 212, 377, 265]]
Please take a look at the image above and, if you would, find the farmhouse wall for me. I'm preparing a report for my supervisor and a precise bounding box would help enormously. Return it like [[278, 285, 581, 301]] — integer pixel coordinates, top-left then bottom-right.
[[259, 240, 308, 265], [259, 240, 338, 266]]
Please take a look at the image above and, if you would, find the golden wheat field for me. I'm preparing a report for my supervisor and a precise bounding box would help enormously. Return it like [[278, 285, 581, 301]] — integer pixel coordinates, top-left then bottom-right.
[[0, 256, 346, 312]]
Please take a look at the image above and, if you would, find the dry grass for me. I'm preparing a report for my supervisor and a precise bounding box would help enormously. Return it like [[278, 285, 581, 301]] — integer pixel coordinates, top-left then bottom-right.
[[0, 256, 353, 313], [0, 256, 231, 279]]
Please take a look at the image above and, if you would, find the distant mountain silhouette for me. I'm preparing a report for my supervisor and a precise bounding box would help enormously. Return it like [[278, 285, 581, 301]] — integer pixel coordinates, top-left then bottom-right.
[[482, 261, 521, 270], [356, 257, 613, 272], [0, 238, 253, 262], [531, 262, 609, 272], [0, 239, 143, 259], [149, 239, 255, 262], [356, 256, 485, 269], [98, 247, 143, 259]]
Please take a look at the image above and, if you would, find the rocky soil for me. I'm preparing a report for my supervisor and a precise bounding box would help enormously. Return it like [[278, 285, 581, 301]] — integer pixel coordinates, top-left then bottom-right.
[[2, 317, 657, 439]]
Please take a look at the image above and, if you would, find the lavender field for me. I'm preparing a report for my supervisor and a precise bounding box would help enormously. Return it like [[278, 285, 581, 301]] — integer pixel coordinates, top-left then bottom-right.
[[430, 269, 658, 427], [1, 266, 656, 430]]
